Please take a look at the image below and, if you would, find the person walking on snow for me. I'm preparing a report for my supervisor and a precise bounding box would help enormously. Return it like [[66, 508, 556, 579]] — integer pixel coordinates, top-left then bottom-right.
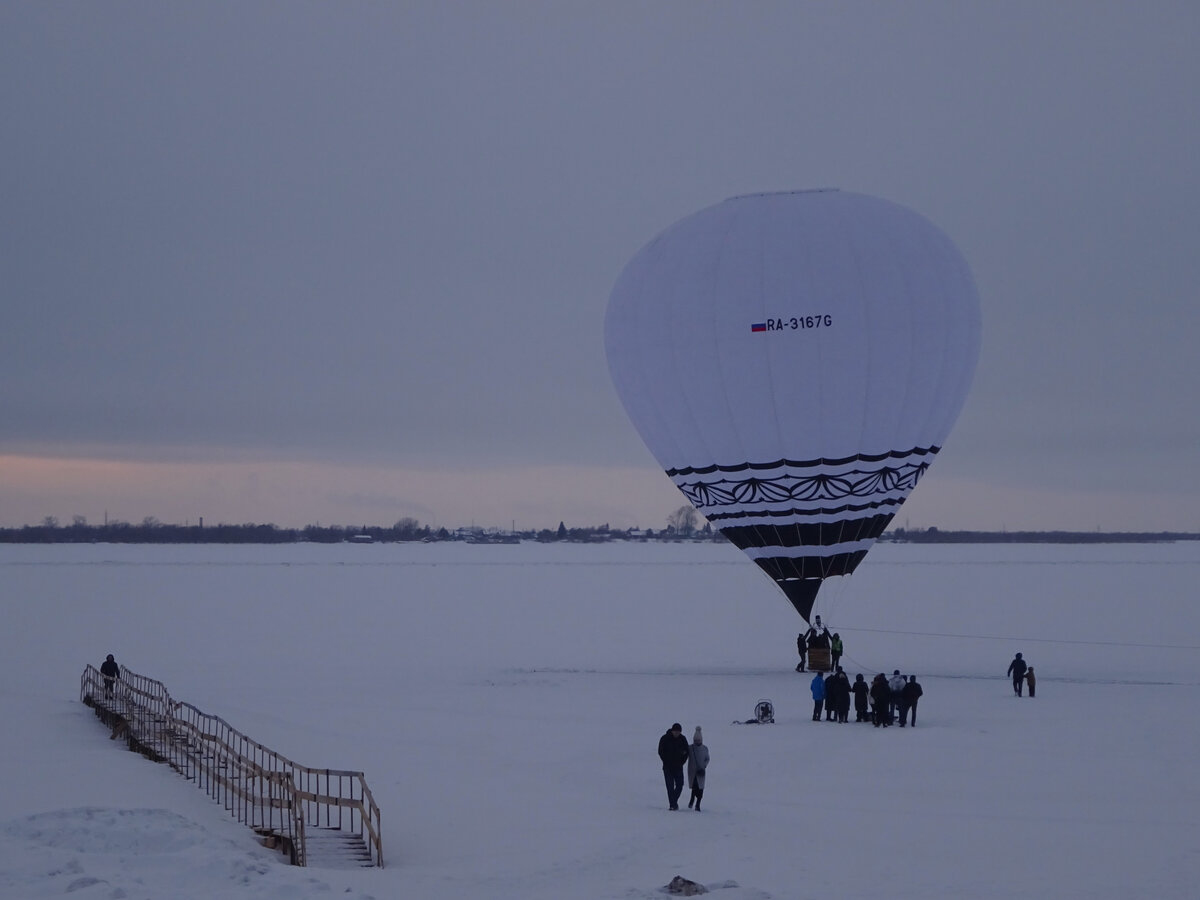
[[686, 727, 709, 811], [1007, 653, 1028, 696], [1025, 667, 1037, 698], [810, 671, 826, 721], [657, 723, 690, 810], [100, 653, 120, 699]]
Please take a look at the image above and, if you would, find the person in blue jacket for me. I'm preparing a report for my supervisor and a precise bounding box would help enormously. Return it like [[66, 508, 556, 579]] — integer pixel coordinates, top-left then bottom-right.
[[810, 671, 826, 721]]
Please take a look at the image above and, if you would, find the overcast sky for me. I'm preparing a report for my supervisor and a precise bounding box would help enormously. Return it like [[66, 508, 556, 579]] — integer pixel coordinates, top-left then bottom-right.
[[2, 2, 1198, 532]]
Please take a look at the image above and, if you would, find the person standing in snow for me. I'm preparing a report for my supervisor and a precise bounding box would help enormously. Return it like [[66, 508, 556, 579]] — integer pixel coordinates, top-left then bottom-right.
[[870, 673, 891, 727], [1007, 653, 1028, 696], [796, 631, 808, 672], [686, 726, 709, 811], [830, 632, 844, 670], [100, 653, 120, 699], [851, 673, 870, 722], [888, 669, 906, 723], [657, 723, 690, 810], [900, 675, 924, 726], [832, 667, 852, 723], [810, 671, 826, 721], [1025, 667, 1037, 698]]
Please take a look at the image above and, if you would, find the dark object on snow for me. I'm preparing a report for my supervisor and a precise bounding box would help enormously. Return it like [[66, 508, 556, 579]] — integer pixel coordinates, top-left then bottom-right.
[[734, 699, 775, 725], [664, 875, 708, 895], [754, 699, 774, 723]]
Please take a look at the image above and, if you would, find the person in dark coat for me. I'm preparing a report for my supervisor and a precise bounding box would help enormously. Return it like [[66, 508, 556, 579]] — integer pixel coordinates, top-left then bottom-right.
[[804, 615, 830, 649], [830, 633, 843, 670], [796, 631, 807, 672], [888, 669, 906, 723], [1007, 653, 1028, 696], [100, 653, 120, 698], [851, 673, 870, 722], [686, 726, 709, 811], [810, 672, 826, 721], [832, 667, 851, 723], [658, 723, 690, 810], [1025, 667, 1036, 698], [900, 675, 924, 726], [870, 673, 891, 727], [824, 673, 837, 720]]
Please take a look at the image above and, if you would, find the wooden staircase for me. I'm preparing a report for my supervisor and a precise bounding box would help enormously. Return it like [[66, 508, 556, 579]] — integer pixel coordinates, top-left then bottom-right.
[[81, 665, 382, 868]]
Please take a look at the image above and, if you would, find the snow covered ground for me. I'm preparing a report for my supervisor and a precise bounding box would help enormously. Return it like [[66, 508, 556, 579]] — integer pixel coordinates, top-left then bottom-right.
[[2, 539, 1198, 899]]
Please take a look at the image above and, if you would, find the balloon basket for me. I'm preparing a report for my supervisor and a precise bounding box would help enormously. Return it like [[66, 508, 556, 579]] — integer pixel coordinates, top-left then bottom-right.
[[807, 648, 832, 672]]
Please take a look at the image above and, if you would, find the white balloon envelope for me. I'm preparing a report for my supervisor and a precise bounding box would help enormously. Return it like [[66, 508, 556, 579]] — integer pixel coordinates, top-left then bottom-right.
[[605, 190, 982, 621]]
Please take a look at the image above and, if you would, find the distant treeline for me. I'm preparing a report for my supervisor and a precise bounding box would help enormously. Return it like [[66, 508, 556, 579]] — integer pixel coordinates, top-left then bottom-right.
[[2, 518, 1197, 545], [0, 517, 725, 545], [885, 527, 1200, 544]]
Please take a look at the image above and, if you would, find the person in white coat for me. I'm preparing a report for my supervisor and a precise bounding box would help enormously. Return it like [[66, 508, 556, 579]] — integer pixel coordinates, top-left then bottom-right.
[[686, 727, 710, 811]]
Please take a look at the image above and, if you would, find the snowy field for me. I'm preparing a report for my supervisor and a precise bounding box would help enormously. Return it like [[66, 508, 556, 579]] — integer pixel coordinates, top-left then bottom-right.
[[2, 539, 1199, 899]]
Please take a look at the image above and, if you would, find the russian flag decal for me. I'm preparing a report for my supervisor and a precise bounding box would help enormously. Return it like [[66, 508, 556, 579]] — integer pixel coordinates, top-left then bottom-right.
[[751, 323, 767, 333]]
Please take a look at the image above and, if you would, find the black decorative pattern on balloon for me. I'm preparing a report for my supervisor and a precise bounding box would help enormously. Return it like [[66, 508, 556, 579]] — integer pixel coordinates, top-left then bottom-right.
[[676, 460, 930, 511]]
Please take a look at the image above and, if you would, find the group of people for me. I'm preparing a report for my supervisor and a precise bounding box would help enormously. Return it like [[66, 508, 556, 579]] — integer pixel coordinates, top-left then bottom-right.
[[810, 667, 923, 727], [656, 723, 710, 811], [1007, 652, 1037, 697], [653, 648, 1044, 809], [795, 615, 843, 672]]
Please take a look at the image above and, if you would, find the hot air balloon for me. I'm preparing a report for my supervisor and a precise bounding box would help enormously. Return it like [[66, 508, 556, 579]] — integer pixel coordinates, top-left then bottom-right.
[[604, 190, 981, 623]]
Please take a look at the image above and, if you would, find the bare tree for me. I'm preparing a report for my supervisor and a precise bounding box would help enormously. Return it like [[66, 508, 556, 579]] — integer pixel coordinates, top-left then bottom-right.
[[667, 505, 698, 536]]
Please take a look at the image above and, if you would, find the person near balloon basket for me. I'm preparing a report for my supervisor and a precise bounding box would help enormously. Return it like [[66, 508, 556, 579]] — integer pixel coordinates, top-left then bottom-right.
[[830, 633, 843, 670], [810, 672, 826, 721]]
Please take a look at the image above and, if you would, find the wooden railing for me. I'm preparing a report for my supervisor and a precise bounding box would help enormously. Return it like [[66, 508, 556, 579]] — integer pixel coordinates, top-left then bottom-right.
[[80, 664, 383, 867]]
